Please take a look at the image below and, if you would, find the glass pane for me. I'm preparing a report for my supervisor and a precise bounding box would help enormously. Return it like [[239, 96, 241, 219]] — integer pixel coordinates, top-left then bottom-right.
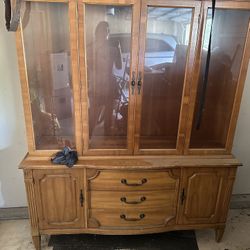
[[85, 5, 132, 149], [190, 9, 250, 148], [22, 2, 75, 150], [139, 7, 193, 149]]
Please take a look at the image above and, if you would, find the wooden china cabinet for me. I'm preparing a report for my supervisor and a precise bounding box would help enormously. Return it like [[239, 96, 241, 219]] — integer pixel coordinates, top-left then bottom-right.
[[15, 0, 250, 249]]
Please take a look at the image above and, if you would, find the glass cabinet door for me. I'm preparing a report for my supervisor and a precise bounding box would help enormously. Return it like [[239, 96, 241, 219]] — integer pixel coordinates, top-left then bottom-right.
[[79, 0, 140, 153], [22, 2, 75, 150], [189, 5, 250, 151], [134, 1, 200, 154]]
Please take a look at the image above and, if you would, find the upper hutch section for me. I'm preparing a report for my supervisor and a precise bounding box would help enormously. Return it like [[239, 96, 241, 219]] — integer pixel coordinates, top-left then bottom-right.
[[16, 0, 250, 156]]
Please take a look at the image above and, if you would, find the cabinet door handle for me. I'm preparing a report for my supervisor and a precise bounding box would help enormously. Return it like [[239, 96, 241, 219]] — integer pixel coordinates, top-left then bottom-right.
[[80, 189, 84, 207], [121, 178, 147, 186], [120, 196, 146, 204], [131, 71, 136, 95], [181, 188, 185, 205], [137, 71, 142, 94], [120, 213, 145, 221]]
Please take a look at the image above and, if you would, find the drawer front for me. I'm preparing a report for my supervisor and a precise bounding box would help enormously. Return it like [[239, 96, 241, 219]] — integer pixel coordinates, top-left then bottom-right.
[[89, 207, 176, 228], [88, 170, 179, 191], [90, 190, 177, 209]]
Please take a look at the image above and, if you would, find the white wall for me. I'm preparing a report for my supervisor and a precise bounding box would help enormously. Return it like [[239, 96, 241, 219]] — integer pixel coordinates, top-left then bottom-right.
[[0, 2, 28, 207], [232, 65, 250, 194], [0, 3, 249, 208]]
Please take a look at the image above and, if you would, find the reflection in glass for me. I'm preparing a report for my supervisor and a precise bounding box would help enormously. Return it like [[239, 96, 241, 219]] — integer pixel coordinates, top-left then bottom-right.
[[139, 7, 193, 149], [190, 9, 250, 148], [85, 5, 132, 149], [22, 3, 75, 149]]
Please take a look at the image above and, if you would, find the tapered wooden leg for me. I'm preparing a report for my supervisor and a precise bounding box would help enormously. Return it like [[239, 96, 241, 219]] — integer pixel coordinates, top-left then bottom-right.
[[32, 235, 41, 250], [215, 226, 225, 242]]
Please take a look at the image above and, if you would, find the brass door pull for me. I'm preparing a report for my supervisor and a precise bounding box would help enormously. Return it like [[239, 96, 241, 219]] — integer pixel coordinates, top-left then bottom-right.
[[121, 178, 147, 186], [120, 196, 146, 204], [120, 213, 145, 221], [137, 71, 142, 94], [131, 71, 136, 95], [80, 189, 84, 207], [181, 188, 185, 205]]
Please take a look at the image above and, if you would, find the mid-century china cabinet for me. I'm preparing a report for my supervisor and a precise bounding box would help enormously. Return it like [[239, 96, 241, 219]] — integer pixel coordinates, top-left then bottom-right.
[[14, 0, 250, 249]]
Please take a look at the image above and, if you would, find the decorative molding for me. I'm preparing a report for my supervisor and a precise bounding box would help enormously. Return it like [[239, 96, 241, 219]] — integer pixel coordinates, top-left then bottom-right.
[[168, 169, 181, 180], [88, 217, 101, 228], [87, 169, 100, 180], [25, 177, 39, 235]]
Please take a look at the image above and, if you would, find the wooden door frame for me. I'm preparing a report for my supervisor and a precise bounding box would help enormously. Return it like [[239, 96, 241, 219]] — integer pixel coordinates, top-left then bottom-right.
[[185, 1, 250, 155], [177, 167, 228, 225], [78, 0, 140, 156], [33, 169, 85, 229], [133, 0, 202, 155], [16, 0, 82, 156]]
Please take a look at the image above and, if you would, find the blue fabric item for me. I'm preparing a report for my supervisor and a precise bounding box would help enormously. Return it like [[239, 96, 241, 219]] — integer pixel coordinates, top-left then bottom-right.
[[51, 146, 78, 167]]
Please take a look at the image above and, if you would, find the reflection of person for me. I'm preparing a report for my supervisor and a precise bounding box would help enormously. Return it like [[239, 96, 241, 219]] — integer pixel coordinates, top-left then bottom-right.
[[92, 21, 122, 135], [31, 98, 60, 144]]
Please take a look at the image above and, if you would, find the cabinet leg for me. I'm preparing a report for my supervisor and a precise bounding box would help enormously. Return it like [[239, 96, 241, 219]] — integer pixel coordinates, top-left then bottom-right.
[[215, 226, 225, 242], [32, 235, 41, 250]]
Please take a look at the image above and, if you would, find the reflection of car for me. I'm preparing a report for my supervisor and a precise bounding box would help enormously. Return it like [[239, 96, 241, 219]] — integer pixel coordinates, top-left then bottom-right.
[[110, 33, 177, 75], [109, 33, 178, 104]]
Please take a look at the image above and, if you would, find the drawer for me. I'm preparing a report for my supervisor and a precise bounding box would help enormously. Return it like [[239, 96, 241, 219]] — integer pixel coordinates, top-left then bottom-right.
[[88, 207, 176, 228], [88, 170, 179, 191], [90, 190, 178, 209]]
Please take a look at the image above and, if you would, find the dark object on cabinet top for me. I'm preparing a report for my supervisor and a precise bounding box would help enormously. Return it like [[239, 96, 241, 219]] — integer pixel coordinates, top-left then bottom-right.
[[51, 146, 78, 167]]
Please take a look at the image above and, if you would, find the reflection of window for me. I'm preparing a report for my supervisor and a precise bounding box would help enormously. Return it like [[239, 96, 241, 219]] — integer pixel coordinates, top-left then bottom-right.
[[203, 18, 212, 50], [110, 35, 175, 53], [146, 39, 174, 52], [184, 24, 191, 45]]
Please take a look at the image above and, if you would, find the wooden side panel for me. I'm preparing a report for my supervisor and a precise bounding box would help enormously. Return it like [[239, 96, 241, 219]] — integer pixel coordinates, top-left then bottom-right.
[[179, 167, 231, 224], [33, 169, 84, 229]]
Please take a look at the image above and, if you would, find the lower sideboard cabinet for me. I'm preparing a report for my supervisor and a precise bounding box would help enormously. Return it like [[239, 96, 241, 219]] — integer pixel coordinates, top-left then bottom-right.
[[23, 165, 237, 250]]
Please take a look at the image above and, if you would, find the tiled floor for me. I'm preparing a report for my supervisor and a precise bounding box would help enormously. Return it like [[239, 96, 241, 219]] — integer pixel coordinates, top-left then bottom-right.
[[0, 209, 249, 250]]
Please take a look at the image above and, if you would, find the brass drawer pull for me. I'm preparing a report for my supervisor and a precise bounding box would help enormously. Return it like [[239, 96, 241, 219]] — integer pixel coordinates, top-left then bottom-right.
[[120, 213, 145, 221], [121, 178, 147, 186], [120, 196, 146, 204]]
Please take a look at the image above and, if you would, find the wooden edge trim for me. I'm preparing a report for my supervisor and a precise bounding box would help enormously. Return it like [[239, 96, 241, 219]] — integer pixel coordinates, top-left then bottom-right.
[[78, 2, 89, 153], [39, 222, 226, 235], [16, 27, 36, 153], [177, 3, 201, 153], [226, 21, 250, 151], [135, 149, 179, 155], [83, 168, 88, 228], [126, 0, 140, 154], [69, 0, 83, 154], [81, 0, 136, 5], [187, 148, 229, 155], [25, 0, 68, 3], [204, 1, 250, 9], [184, 2, 206, 153], [146, 0, 200, 8], [23, 170, 40, 235]]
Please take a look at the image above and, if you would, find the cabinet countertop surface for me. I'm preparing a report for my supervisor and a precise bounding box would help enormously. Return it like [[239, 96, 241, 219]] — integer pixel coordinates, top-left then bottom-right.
[[19, 154, 241, 169]]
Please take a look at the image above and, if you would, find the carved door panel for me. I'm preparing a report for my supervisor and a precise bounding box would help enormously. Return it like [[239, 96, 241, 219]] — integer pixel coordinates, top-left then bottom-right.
[[33, 169, 84, 229], [178, 168, 228, 224]]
